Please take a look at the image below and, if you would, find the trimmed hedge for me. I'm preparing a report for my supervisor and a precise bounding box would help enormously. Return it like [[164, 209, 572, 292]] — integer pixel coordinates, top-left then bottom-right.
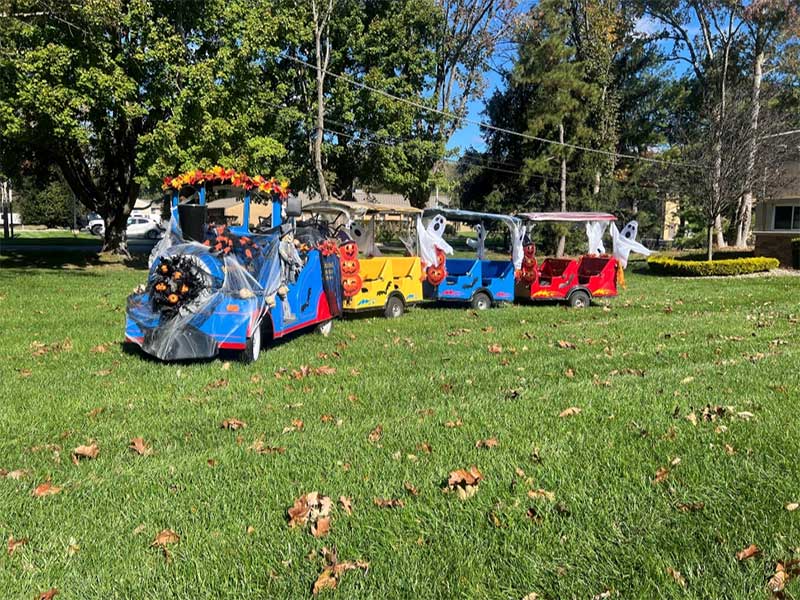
[[647, 255, 779, 277]]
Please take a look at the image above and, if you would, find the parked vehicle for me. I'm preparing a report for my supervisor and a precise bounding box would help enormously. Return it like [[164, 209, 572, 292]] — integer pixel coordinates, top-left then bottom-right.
[[125, 168, 341, 362], [420, 208, 525, 309], [86, 215, 164, 239], [514, 212, 622, 308], [301, 201, 423, 318]]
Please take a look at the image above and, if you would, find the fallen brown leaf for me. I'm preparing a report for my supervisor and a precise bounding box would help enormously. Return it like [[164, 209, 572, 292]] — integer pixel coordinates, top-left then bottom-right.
[[416, 442, 432, 454], [287, 492, 333, 535], [785, 502, 799, 511], [446, 466, 483, 499], [221, 418, 247, 430], [488, 344, 503, 354], [86, 407, 104, 418], [368, 424, 383, 443], [32, 482, 62, 497], [475, 437, 499, 449], [7, 535, 27, 555], [653, 466, 670, 484], [1, 469, 28, 480], [557, 340, 576, 349], [444, 419, 463, 428], [129, 437, 152, 456], [736, 544, 760, 561], [564, 368, 575, 378], [559, 407, 582, 418], [676, 501, 705, 512], [72, 443, 99, 463], [314, 365, 337, 376], [37, 589, 59, 600], [667, 567, 686, 588], [527, 489, 556, 501], [249, 438, 286, 455], [312, 558, 369, 595], [374, 497, 405, 508], [339, 496, 353, 515], [151, 529, 180, 548], [403, 481, 419, 496], [312, 516, 331, 538]]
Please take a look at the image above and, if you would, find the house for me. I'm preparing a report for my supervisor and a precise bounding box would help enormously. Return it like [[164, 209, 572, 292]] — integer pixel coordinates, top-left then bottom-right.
[[754, 162, 800, 266]]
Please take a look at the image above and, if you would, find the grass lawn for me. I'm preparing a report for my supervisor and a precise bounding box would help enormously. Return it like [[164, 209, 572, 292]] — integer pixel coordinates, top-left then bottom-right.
[[1, 256, 799, 599], [1, 230, 99, 248]]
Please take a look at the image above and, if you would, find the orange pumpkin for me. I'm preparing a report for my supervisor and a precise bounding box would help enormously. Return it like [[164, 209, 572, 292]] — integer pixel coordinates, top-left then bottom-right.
[[523, 256, 537, 270], [155, 282, 167, 292], [342, 274, 362, 297], [172, 271, 182, 280], [426, 264, 446, 286], [160, 264, 169, 274], [340, 241, 359, 261], [435, 247, 446, 266], [340, 257, 360, 275], [319, 239, 338, 257], [167, 293, 179, 304], [180, 284, 189, 293]]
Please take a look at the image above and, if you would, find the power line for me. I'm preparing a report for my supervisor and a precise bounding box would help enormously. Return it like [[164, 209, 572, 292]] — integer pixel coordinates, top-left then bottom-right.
[[281, 53, 698, 170]]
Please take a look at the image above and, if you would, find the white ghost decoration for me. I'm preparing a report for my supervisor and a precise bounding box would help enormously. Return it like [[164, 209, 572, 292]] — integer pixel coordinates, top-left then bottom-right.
[[585, 221, 609, 255], [510, 222, 525, 270], [466, 223, 488, 260], [417, 215, 453, 267], [348, 220, 381, 257], [611, 220, 652, 268]]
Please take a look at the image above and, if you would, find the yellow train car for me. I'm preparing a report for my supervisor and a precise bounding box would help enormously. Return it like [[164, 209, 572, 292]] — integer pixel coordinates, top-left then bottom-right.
[[301, 201, 423, 318], [344, 255, 423, 317]]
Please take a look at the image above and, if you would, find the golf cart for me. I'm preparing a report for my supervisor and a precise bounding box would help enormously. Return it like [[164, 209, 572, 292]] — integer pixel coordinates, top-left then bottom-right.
[[300, 200, 423, 318], [514, 212, 628, 308], [420, 208, 525, 310], [125, 168, 341, 362]]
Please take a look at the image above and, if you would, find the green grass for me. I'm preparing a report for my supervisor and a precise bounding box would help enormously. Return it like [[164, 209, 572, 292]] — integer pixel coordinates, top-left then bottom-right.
[[1, 257, 799, 599], [1, 230, 99, 247]]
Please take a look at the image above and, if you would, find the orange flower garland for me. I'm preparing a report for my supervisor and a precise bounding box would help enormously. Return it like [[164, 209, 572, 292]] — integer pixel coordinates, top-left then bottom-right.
[[162, 167, 289, 199]]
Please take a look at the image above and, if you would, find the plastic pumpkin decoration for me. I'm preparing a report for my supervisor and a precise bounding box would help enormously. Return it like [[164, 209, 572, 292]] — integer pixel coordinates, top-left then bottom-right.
[[154, 282, 167, 292], [319, 239, 338, 257], [426, 264, 446, 286], [167, 293, 180, 304], [173, 271, 183, 280], [160, 264, 169, 274], [342, 274, 362, 297], [340, 258, 360, 275], [340, 241, 359, 261], [523, 244, 536, 260]]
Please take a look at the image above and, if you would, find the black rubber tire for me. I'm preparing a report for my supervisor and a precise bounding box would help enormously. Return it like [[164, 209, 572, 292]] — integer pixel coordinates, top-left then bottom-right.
[[568, 289, 591, 309], [471, 291, 491, 310], [146, 228, 160, 240], [90, 225, 103, 236], [384, 295, 405, 319], [239, 323, 262, 363]]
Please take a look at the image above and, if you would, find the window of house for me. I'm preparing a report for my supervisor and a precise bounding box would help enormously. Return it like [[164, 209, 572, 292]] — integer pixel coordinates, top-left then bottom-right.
[[773, 205, 800, 230]]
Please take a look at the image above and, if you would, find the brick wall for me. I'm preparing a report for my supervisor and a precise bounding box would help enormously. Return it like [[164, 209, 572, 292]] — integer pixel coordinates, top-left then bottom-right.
[[754, 232, 796, 267]]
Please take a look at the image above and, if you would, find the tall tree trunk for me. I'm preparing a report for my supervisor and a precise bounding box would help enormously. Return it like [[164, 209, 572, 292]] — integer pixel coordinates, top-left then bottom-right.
[[557, 122, 567, 258], [312, 0, 332, 204], [707, 222, 714, 261], [735, 50, 764, 248]]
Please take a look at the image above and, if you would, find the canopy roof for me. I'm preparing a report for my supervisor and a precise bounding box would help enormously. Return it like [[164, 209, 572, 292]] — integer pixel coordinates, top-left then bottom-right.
[[303, 200, 421, 219], [518, 211, 616, 223], [423, 207, 520, 229]]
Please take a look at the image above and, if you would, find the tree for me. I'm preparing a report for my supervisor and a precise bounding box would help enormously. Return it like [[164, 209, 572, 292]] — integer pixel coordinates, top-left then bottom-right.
[[0, 0, 295, 252]]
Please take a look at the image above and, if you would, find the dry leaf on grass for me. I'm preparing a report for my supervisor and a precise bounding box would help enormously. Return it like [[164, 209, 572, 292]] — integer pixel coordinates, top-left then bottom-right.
[[32, 482, 62, 497], [368, 425, 383, 443], [736, 544, 760, 561], [151, 529, 180, 548], [374, 497, 405, 508], [314, 365, 336, 376], [287, 492, 333, 536], [768, 560, 800, 594], [488, 344, 503, 354], [475, 438, 499, 449], [221, 418, 247, 430], [129, 438, 152, 456], [37, 589, 59, 600], [71, 443, 99, 463], [445, 466, 483, 500], [653, 467, 670, 484], [444, 419, 463, 428], [311, 516, 331, 538], [1, 469, 28, 480], [86, 407, 104, 418], [339, 496, 353, 515], [403, 481, 419, 496], [416, 442, 432, 454], [557, 340, 576, 349], [312, 553, 369, 595], [564, 368, 575, 378], [559, 407, 581, 418], [7, 536, 27, 555], [676, 501, 705, 512], [785, 503, 799, 512], [249, 438, 286, 455], [521, 593, 540, 600], [527, 489, 555, 501], [667, 567, 686, 587]]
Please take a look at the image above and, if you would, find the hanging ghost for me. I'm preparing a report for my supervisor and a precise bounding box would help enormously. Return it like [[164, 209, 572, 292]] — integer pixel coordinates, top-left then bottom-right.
[[466, 223, 488, 260], [417, 214, 453, 268], [611, 220, 652, 268], [510, 222, 526, 270], [347, 220, 381, 257], [585, 221, 609, 255]]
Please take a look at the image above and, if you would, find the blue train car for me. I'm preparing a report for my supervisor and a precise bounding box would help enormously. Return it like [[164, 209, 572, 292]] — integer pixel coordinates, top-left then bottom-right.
[[125, 170, 340, 362], [420, 208, 524, 310]]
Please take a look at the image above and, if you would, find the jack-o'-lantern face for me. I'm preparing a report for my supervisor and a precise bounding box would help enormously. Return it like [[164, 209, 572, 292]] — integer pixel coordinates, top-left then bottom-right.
[[523, 244, 536, 259], [340, 241, 359, 261], [154, 282, 167, 292], [340, 258, 360, 275], [522, 269, 537, 283], [342, 274, 362, 297], [522, 256, 537, 269], [426, 264, 446, 286], [319, 239, 338, 257], [434, 247, 447, 265]]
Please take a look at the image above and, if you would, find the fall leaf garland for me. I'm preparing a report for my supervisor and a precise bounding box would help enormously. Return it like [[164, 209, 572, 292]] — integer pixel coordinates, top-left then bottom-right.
[[162, 166, 289, 199]]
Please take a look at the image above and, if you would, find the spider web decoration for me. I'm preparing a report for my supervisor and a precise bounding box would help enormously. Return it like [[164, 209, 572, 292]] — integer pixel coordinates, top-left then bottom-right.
[[150, 255, 210, 318]]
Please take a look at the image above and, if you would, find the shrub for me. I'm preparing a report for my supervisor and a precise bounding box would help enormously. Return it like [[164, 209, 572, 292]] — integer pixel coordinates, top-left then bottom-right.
[[647, 255, 779, 277]]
